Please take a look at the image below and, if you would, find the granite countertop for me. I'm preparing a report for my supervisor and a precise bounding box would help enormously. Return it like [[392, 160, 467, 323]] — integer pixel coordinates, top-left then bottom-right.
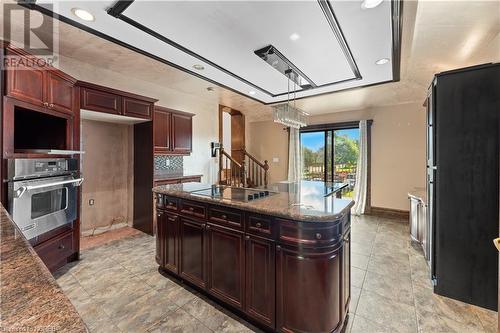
[[154, 171, 203, 181], [0, 205, 88, 332], [153, 181, 354, 222]]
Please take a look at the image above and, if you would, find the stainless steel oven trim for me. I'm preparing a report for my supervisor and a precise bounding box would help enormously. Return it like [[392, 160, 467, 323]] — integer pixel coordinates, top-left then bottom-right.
[[31, 186, 69, 221], [16, 177, 84, 198]]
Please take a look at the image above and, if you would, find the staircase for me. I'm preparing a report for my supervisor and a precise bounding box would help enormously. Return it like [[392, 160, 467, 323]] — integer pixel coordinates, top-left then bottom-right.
[[219, 147, 269, 188]]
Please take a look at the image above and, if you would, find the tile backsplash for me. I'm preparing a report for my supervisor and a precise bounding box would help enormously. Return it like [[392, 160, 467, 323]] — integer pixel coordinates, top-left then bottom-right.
[[154, 155, 183, 173]]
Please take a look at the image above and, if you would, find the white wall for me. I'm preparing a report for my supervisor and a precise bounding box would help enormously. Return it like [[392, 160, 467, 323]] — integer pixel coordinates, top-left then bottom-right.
[[222, 112, 232, 152], [247, 102, 426, 211], [57, 55, 219, 184]]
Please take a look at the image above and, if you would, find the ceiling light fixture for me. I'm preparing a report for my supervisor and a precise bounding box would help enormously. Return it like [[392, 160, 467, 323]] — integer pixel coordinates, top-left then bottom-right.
[[206, 87, 215, 92], [361, 0, 384, 9], [375, 58, 390, 65], [248, 91, 256, 95], [192, 64, 205, 71], [272, 72, 308, 129], [289, 33, 300, 41], [71, 8, 95, 22]]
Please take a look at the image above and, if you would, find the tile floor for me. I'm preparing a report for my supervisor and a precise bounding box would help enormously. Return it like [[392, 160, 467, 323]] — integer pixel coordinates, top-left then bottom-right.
[[54, 215, 498, 333]]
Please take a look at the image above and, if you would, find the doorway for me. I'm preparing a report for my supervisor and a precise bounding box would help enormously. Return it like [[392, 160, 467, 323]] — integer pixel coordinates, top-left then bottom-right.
[[218, 105, 245, 164], [300, 125, 360, 199]]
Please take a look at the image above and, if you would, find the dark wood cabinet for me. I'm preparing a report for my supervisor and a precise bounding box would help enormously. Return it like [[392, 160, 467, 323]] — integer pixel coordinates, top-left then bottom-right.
[[276, 245, 342, 333], [78, 81, 157, 119], [154, 107, 171, 153], [154, 106, 194, 155], [179, 216, 206, 289], [80, 86, 121, 115], [5, 47, 76, 115], [45, 71, 75, 114], [171, 112, 193, 154], [207, 224, 245, 309], [155, 195, 351, 333], [34, 230, 74, 272], [245, 235, 275, 327]]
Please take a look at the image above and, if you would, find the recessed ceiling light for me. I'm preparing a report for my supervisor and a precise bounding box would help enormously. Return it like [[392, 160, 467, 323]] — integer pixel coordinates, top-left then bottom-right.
[[71, 8, 95, 22], [375, 58, 390, 65], [193, 64, 205, 71], [249, 91, 256, 95], [289, 33, 300, 41], [361, 0, 384, 9], [206, 87, 215, 92]]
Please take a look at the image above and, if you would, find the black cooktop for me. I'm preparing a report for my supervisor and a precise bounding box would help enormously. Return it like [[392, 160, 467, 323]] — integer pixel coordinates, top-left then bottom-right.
[[190, 186, 275, 202]]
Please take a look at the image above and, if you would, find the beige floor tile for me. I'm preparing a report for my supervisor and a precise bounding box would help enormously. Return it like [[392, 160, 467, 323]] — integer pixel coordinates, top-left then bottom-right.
[[351, 241, 373, 256], [471, 306, 498, 333], [156, 282, 197, 307], [349, 285, 362, 314], [417, 309, 486, 333], [351, 253, 370, 270], [147, 307, 213, 333], [356, 289, 417, 333], [350, 314, 396, 333], [182, 297, 228, 330], [367, 254, 411, 277], [363, 270, 414, 306], [351, 267, 366, 288]]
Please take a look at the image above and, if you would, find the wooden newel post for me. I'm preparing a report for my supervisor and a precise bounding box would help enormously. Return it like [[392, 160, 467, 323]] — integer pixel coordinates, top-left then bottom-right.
[[263, 160, 269, 187]]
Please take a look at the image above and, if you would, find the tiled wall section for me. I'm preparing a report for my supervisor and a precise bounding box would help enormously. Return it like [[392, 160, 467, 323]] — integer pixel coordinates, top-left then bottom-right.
[[154, 155, 183, 172]]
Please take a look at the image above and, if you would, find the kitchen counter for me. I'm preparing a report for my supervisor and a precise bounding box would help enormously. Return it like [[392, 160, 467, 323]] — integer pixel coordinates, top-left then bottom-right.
[[0, 205, 88, 332], [152, 181, 354, 222], [154, 171, 203, 182]]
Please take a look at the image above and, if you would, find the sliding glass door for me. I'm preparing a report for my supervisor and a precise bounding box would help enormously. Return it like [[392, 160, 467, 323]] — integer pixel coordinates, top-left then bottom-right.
[[300, 127, 360, 198]]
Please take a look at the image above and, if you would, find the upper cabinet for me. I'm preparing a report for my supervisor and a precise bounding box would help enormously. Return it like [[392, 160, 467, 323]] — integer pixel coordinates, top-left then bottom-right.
[[5, 47, 76, 115], [78, 81, 157, 120], [154, 106, 194, 155]]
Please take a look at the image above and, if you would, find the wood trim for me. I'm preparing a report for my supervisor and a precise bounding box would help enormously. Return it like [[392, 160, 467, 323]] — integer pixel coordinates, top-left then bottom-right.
[[76, 80, 158, 103], [155, 105, 194, 117], [301, 120, 373, 132], [368, 206, 409, 221]]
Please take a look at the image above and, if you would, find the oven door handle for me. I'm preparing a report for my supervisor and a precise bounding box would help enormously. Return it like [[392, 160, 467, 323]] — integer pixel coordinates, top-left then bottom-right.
[[16, 178, 84, 198]]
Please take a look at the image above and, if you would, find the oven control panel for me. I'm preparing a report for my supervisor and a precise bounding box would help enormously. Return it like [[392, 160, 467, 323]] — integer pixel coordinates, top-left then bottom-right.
[[7, 158, 78, 180], [35, 160, 68, 173]]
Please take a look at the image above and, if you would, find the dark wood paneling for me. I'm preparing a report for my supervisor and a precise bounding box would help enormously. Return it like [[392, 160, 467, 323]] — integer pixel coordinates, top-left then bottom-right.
[[342, 229, 351, 318], [171, 112, 192, 154], [368, 206, 409, 220], [179, 216, 206, 288], [231, 112, 245, 164], [245, 235, 275, 328], [157, 211, 179, 274], [133, 121, 153, 235], [5, 50, 45, 107], [80, 87, 121, 114], [122, 96, 152, 119], [207, 224, 245, 309], [276, 245, 342, 333]]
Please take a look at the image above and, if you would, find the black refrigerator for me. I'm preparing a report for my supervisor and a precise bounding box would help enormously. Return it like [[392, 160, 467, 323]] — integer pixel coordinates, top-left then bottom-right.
[[426, 63, 500, 311]]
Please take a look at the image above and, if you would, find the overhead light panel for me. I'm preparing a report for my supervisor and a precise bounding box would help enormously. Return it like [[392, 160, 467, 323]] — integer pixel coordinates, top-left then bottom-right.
[[71, 8, 95, 21], [193, 64, 205, 70], [254, 45, 316, 90], [248, 91, 256, 95], [289, 33, 300, 41], [375, 58, 390, 65], [361, 0, 384, 9]]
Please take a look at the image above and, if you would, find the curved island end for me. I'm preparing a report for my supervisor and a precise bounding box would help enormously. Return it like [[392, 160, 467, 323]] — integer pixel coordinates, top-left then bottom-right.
[[153, 182, 354, 333]]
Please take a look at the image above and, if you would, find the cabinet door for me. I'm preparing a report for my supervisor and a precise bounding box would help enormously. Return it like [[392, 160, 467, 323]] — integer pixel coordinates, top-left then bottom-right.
[[207, 224, 245, 309], [179, 217, 206, 288], [276, 245, 342, 333], [245, 235, 275, 328], [80, 87, 121, 115], [5, 55, 45, 107], [342, 230, 351, 316], [171, 113, 192, 154], [46, 71, 74, 114], [164, 212, 179, 274], [154, 109, 171, 153], [122, 97, 152, 119]]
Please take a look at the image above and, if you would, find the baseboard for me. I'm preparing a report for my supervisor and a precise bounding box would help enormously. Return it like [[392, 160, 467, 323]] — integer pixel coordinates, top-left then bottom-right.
[[368, 206, 409, 221]]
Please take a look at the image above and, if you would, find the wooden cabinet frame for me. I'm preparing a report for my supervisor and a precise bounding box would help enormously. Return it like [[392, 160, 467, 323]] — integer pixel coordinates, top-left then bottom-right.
[[154, 106, 194, 155]]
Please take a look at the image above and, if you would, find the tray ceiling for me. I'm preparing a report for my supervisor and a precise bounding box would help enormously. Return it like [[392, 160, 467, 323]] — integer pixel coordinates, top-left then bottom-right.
[[31, 0, 400, 104]]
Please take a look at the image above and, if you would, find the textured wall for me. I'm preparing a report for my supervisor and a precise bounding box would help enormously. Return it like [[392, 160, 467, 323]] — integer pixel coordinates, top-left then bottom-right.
[[81, 120, 133, 233]]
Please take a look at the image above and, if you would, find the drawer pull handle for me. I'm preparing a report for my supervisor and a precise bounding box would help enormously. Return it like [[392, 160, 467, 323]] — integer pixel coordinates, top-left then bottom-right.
[[221, 214, 227, 220], [168, 202, 174, 206], [315, 233, 322, 240], [255, 222, 262, 228], [206, 225, 210, 229], [245, 235, 250, 240], [189, 207, 194, 211], [49, 103, 54, 108], [58, 244, 65, 250], [276, 245, 281, 251], [168, 217, 176, 222], [43, 102, 48, 106]]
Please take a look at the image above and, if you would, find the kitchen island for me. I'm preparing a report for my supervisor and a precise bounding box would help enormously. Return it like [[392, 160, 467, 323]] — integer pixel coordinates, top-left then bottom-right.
[[153, 181, 354, 333]]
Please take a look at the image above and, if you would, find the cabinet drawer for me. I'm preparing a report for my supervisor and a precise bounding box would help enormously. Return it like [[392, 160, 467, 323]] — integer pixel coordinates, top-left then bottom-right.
[[156, 194, 178, 211], [34, 231, 73, 272], [277, 219, 341, 246], [180, 200, 206, 219], [246, 214, 274, 239], [208, 206, 243, 230]]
